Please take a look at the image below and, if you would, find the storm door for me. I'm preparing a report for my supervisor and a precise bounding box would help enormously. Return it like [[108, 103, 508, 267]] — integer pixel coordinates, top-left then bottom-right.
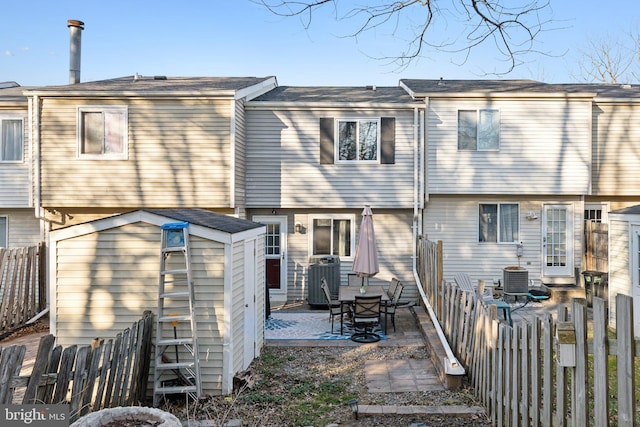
[[542, 204, 573, 277]]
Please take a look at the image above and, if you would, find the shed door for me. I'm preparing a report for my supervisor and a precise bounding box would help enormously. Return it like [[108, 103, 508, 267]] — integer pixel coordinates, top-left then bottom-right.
[[631, 225, 640, 338], [243, 239, 257, 368], [542, 204, 573, 277]]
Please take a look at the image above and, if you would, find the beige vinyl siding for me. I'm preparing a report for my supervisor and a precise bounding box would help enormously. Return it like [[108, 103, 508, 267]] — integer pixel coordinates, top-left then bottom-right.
[[39, 97, 233, 208], [607, 216, 631, 330], [427, 98, 591, 194], [234, 99, 246, 210], [245, 108, 416, 208], [0, 209, 40, 247], [54, 222, 228, 394], [592, 102, 640, 195], [424, 195, 583, 285], [252, 208, 417, 303], [0, 110, 30, 207]]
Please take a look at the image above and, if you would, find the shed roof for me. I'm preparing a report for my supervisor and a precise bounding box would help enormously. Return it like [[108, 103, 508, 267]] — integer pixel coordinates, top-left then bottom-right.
[[143, 209, 263, 234], [610, 205, 640, 215]]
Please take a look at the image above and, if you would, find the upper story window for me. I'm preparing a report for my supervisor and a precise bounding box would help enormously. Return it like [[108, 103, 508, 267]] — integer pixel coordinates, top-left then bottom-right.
[[479, 203, 519, 243], [337, 119, 379, 162], [458, 109, 500, 151], [319, 117, 395, 165], [1, 118, 23, 162], [0, 216, 7, 248], [77, 106, 128, 159], [309, 214, 355, 258]]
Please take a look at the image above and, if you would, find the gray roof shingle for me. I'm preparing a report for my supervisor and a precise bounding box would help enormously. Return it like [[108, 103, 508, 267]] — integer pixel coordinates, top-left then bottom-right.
[[250, 85, 415, 104], [143, 209, 264, 234]]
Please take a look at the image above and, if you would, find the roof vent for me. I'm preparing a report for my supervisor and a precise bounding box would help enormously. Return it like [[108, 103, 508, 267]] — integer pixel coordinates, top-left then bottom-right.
[[437, 77, 445, 86], [621, 84, 632, 89], [365, 85, 376, 91], [154, 76, 167, 80]]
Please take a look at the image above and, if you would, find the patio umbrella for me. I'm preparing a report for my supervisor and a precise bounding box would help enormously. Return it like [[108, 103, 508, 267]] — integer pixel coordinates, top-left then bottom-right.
[[352, 205, 379, 286]]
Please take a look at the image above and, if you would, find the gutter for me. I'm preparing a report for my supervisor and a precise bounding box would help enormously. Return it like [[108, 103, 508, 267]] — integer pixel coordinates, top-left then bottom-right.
[[411, 101, 465, 377]]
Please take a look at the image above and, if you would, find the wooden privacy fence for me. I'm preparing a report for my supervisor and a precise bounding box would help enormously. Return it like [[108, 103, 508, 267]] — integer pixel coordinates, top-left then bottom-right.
[[0, 243, 46, 335], [442, 280, 639, 427], [0, 310, 153, 423], [584, 220, 608, 273], [416, 236, 443, 318]]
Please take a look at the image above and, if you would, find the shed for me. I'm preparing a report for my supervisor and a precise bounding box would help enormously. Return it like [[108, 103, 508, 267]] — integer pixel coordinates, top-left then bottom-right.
[[48, 208, 266, 395], [608, 205, 640, 338]]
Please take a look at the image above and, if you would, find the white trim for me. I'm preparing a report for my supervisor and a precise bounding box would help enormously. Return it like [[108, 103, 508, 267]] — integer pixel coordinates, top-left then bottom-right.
[[334, 117, 381, 164], [477, 202, 520, 244], [76, 105, 129, 160], [307, 213, 356, 260], [0, 114, 25, 163], [253, 215, 288, 300], [230, 101, 236, 208], [221, 241, 233, 394]]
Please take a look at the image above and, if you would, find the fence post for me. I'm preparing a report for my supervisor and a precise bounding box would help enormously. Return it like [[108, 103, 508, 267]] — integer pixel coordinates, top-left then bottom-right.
[[616, 294, 636, 427], [572, 299, 588, 426]]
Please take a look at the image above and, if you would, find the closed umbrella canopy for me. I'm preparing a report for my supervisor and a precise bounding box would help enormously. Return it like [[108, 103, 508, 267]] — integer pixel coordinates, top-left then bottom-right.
[[352, 205, 379, 284]]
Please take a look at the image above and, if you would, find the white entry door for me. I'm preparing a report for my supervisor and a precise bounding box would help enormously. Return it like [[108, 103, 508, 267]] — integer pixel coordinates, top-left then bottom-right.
[[542, 204, 573, 277], [631, 225, 640, 338], [243, 239, 256, 368]]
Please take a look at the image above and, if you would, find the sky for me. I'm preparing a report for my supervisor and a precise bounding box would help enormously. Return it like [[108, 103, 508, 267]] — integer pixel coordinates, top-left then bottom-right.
[[1, 1, 639, 88]]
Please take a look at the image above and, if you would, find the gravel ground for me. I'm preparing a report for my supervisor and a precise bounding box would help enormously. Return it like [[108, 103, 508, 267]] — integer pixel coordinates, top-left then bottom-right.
[[161, 344, 491, 427]]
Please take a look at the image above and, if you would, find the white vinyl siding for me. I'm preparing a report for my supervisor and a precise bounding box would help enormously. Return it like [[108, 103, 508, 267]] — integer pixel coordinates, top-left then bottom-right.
[[256, 208, 417, 304], [428, 98, 591, 194], [39, 98, 234, 208], [424, 195, 583, 285], [607, 216, 631, 330], [591, 102, 640, 196], [245, 108, 415, 208]]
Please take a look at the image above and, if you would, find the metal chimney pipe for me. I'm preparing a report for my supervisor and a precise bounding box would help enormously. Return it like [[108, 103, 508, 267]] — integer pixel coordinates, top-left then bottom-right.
[[67, 20, 84, 84]]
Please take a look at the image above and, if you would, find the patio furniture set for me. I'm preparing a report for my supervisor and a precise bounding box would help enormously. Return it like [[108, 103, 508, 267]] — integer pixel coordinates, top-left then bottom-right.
[[321, 276, 405, 343]]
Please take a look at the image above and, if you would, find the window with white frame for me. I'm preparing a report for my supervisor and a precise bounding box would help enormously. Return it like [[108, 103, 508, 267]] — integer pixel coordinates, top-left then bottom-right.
[[479, 203, 519, 243], [310, 214, 354, 257], [337, 119, 379, 162], [77, 106, 128, 159], [458, 109, 500, 150], [1, 117, 23, 162], [0, 216, 7, 248]]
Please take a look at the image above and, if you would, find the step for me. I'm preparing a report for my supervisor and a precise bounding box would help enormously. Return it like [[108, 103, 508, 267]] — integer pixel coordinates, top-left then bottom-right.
[[162, 247, 187, 253], [156, 361, 195, 370], [157, 338, 193, 346], [160, 291, 190, 299], [159, 314, 191, 323], [155, 385, 198, 395], [161, 268, 189, 275]]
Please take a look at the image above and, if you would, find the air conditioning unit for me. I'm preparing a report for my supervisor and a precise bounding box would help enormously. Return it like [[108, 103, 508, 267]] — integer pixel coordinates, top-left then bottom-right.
[[503, 266, 528, 294]]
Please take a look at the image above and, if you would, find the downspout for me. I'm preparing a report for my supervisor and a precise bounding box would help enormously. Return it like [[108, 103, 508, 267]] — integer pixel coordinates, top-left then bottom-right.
[[411, 102, 464, 376]]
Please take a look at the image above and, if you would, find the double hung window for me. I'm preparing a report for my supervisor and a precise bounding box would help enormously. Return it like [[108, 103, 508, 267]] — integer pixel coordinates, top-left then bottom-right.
[[458, 109, 500, 150], [479, 203, 519, 243], [310, 215, 354, 258], [1, 118, 23, 162], [77, 106, 128, 159], [337, 119, 379, 162]]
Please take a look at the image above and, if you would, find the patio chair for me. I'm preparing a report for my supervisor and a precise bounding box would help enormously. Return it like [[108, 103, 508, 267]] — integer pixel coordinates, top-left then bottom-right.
[[477, 280, 512, 326], [321, 278, 346, 334], [350, 295, 382, 343], [387, 277, 400, 299], [382, 281, 404, 332]]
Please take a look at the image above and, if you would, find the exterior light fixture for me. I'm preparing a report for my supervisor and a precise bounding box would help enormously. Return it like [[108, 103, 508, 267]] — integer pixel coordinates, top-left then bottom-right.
[[348, 398, 358, 420]]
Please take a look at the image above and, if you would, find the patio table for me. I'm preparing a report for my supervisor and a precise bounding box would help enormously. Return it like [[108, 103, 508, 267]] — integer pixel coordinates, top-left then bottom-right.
[[339, 285, 389, 334]]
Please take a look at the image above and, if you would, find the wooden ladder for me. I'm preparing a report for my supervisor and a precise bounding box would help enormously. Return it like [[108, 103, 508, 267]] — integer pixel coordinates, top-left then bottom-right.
[[153, 222, 201, 407]]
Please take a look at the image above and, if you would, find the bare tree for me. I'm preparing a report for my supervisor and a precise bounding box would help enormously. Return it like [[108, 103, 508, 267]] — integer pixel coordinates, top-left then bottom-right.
[[572, 31, 640, 84], [256, 0, 555, 73]]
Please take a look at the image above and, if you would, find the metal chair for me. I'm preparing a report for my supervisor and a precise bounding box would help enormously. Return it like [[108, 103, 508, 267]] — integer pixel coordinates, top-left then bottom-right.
[[382, 281, 404, 332], [321, 278, 346, 334], [350, 295, 382, 343], [387, 277, 400, 299], [347, 273, 363, 287]]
